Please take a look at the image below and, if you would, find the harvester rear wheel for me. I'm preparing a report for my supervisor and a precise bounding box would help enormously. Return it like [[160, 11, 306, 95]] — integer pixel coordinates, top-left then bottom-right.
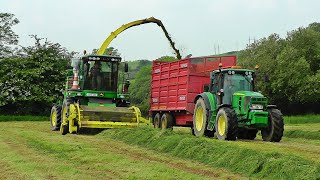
[[215, 107, 238, 140], [192, 98, 214, 137], [153, 113, 161, 128], [237, 128, 258, 140], [50, 105, 62, 131], [261, 108, 284, 142], [160, 113, 173, 129]]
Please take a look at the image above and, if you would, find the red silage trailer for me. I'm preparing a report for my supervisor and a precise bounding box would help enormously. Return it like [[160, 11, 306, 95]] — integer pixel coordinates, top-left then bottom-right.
[[150, 56, 237, 128]]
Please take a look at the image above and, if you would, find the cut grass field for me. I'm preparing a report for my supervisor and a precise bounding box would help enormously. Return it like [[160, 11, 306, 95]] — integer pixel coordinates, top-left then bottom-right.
[[0, 122, 244, 180], [0, 115, 319, 179]]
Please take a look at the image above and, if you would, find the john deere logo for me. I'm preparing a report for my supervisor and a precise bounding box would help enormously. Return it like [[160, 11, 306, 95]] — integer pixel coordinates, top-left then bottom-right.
[[100, 93, 104, 97]]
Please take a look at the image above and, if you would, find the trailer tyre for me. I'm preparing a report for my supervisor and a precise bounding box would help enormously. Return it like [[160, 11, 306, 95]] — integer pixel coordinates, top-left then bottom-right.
[[215, 107, 238, 140], [50, 105, 62, 131], [261, 108, 284, 142], [153, 113, 161, 128], [160, 113, 173, 129]]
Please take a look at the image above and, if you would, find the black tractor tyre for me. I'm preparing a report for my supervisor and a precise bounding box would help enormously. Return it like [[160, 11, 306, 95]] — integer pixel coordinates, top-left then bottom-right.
[[153, 113, 161, 128], [237, 128, 258, 140], [215, 107, 238, 141], [50, 105, 62, 131], [160, 113, 174, 130], [192, 98, 214, 137], [60, 98, 74, 135], [261, 108, 284, 142]]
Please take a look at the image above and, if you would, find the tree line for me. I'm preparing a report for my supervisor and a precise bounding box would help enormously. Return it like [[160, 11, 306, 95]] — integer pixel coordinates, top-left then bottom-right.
[[1, 12, 319, 115], [0, 13, 72, 115], [238, 22, 320, 114]]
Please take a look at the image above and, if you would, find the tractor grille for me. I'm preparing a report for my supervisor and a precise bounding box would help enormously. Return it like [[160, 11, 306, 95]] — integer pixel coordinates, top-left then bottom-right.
[[244, 96, 266, 111]]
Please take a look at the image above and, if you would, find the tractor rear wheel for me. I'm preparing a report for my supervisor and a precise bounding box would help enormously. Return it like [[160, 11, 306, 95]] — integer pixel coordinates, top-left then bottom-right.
[[237, 128, 258, 140], [192, 98, 214, 137], [261, 108, 284, 142], [160, 113, 173, 129], [153, 113, 161, 128], [50, 105, 62, 131], [215, 107, 238, 140]]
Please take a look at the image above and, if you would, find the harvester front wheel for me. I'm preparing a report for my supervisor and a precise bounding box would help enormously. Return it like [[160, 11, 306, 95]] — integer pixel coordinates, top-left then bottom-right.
[[153, 113, 161, 128], [215, 107, 238, 140], [60, 98, 74, 135], [261, 108, 284, 142], [160, 113, 173, 129], [50, 105, 62, 131]]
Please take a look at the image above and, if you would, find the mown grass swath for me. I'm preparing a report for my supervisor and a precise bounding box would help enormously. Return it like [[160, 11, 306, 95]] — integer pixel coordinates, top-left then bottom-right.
[[101, 127, 320, 179], [0, 115, 48, 122], [284, 130, 320, 140], [283, 114, 320, 124]]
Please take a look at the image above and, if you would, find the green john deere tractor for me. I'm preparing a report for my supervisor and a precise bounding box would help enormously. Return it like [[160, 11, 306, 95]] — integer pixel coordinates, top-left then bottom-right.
[[193, 66, 284, 142], [50, 54, 148, 135]]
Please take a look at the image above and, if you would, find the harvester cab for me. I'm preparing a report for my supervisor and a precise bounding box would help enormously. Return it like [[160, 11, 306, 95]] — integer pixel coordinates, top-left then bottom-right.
[[50, 54, 148, 135], [194, 66, 284, 141]]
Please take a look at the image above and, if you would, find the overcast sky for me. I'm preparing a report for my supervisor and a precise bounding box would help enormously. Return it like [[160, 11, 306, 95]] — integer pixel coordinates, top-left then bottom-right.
[[1, 0, 319, 60]]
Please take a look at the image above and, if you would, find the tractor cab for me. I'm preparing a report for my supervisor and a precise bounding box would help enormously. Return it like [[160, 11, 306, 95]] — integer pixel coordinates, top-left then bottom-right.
[[210, 68, 255, 105]]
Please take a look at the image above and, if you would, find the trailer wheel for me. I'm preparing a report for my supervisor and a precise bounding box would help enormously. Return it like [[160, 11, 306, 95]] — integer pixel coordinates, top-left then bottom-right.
[[261, 108, 284, 142], [237, 128, 258, 140], [50, 105, 62, 131], [193, 98, 208, 136], [215, 107, 238, 140], [153, 113, 161, 128], [160, 113, 173, 129]]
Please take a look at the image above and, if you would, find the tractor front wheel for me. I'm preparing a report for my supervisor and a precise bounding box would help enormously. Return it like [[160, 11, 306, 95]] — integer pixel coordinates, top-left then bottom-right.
[[215, 107, 238, 140], [261, 108, 284, 142], [50, 105, 62, 131]]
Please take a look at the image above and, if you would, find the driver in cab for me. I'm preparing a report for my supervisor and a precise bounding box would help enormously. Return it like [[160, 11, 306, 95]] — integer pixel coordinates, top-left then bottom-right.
[[89, 61, 102, 90]]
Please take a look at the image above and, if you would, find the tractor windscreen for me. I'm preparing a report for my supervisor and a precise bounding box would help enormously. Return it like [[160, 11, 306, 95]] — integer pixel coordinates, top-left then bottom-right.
[[223, 72, 253, 104], [84, 60, 119, 91]]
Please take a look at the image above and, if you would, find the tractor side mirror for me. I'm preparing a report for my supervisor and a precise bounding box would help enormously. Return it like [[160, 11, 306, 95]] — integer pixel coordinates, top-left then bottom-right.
[[124, 62, 129, 72]]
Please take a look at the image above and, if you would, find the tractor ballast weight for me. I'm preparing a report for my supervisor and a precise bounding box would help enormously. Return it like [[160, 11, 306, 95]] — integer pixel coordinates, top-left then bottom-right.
[[50, 55, 149, 135]]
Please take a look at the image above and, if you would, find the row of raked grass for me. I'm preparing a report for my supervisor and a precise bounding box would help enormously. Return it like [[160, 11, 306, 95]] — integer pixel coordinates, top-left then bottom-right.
[[0, 115, 48, 122], [101, 127, 320, 179], [283, 114, 320, 124], [0, 114, 320, 124]]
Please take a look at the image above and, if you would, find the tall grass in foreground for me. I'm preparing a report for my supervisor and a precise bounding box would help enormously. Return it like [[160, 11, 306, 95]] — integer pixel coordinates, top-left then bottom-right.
[[101, 127, 320, 179], [0, 115, 48, 122], [284, 114, 320, 124]]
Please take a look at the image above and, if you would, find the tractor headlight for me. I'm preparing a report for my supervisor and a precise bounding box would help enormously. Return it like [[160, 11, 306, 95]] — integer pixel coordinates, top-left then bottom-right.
[[251, 104, 263, 110]]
